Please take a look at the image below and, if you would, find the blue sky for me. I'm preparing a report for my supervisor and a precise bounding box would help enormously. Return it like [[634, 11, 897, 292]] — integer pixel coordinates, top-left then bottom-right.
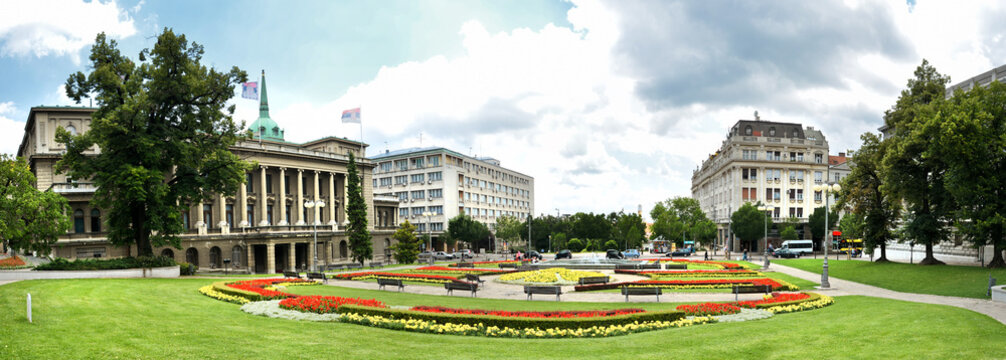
[[2, 0, 1005, 218]]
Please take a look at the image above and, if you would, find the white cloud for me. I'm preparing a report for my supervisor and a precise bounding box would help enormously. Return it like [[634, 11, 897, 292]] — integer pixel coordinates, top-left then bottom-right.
[[0, 101, 25, 156], [0, 0, 137, 64]]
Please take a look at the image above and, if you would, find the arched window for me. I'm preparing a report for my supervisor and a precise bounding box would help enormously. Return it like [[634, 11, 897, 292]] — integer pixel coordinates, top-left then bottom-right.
[[744, 126, 753, 136], [769, 127, 776, 137], [339, 240, 348, 258], [66, 124, 77, 135], [73, 209, 85, 233], [209, 246, 222, 269], [272, 127, 279, 136], [161, 249, 174, 259], [186, 248, 199, 267], [231, 246, 244, 268], [90, 209, 101, 232]]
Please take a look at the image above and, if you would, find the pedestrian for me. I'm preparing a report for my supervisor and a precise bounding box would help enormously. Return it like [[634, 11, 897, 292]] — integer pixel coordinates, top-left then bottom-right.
[[742, 247, 749, 261]]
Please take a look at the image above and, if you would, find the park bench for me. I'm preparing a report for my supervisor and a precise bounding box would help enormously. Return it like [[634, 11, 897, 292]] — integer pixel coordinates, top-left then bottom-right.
[[377, 278, 404, 292], [621, 285, 662, 302], [638, 263, 661, 270], [663, 263, 687, 270], [369, 261, 383, 269], [283, 271, 301, 279], [306, 272, 327, 284], [614, 264, 639, 270], [498, 263, 517, 269], [732, 284, 772, 301], [457, 262, 473, 268], [445, 281, 478, 297], [524, 285, 562, 301], [346, 263, 363, 270], [326, 264, 345, 271], [464, 274, 485, 286], [577, 276, 610, 285]]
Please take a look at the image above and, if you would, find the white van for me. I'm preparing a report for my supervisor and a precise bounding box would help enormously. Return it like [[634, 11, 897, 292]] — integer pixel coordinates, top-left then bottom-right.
[[780, 240, 814, 255]]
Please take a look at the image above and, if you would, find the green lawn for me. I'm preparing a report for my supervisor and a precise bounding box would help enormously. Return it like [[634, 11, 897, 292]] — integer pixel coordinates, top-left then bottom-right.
[[775, 259, 1006, 299], [2, 278, 1004, 359]]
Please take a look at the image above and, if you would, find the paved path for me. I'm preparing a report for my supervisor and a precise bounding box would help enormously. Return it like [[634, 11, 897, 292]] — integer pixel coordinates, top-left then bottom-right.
[[769, 262, 1006, 325]]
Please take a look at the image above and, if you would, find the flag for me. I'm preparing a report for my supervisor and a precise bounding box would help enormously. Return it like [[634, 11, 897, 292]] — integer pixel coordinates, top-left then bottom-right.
[[242, 82, 258, 100], [341, 107, 361, 123]]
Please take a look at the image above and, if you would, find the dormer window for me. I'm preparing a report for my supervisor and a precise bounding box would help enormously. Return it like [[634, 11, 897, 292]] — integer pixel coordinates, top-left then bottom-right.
[[792, 129, 799, 137], [66, 125, 77, 135], [745, 126, 753, 136], [272, 127, 279, 136], [769, 127, 776, 137]]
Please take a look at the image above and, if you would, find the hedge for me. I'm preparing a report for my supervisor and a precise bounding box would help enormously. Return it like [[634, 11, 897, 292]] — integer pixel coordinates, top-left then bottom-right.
[[34, 256, 176, 270], [335, 305, 685, 330]]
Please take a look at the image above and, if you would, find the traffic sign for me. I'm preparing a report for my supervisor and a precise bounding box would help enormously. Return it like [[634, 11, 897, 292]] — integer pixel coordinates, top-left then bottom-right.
[[832, 230, 842, 236]]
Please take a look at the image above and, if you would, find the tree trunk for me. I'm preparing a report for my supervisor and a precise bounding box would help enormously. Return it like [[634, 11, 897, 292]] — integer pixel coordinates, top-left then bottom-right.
[[919, 242, 944, 265], [132, 202, 153, 257], [875, 242, 889, 262], [989, 244, 1005, 268]]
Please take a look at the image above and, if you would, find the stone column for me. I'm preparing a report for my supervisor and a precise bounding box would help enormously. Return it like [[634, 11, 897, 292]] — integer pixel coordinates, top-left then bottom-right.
[[266, 243, 276, 274], [295, 169, 305, 225], [288, 243, 297, 271], [217, 193, 229, 234], [313, 171, 321, 225], [195, 201, 206, 235], [246, 245, 255, 273], [328, 172, 337, 226], [258, 166, 269, 226], [238, 176, 248, 227], [278, 168, 288, 225]]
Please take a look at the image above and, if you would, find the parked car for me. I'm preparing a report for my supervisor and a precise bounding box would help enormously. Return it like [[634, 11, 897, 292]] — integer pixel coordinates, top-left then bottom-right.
[[455, 249, 473, 259], [417, 251, 434, 260], [621, 249, 641, 258], [606, 249, 624, 259], [555, 249, 572, 260], [525, 251, 543, 261], [772, 247, 802, 258], [427, 251, 453, 260], [667, 247, 693, 257]]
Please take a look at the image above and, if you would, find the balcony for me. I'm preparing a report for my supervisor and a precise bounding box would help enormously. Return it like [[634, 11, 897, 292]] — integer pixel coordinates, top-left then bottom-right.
[[50, 182, 97, 194]]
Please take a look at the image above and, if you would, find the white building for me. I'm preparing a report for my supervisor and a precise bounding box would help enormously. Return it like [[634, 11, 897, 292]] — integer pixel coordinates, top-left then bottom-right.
[[369, 147, 534, 252]]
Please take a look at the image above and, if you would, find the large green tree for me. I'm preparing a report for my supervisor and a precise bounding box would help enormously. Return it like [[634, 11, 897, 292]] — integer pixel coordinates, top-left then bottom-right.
[[390, 220, 420, 264], [1, 155, 72, 255], [446, 214, 490, 249], [731, 202, 769, 252], [838, 133, 900, 261], [613, 211, 646, 249], [493, 215, 523, 251], [808, 206, 839, 243], [345, 152, 372, 266], [650, 202, 685, 242], [57, 30, 250, 256], [650, 197, 711, 247], [568, 212, 611, 242], [882, 59, 954, 265], [934, 81, 1006, 268]]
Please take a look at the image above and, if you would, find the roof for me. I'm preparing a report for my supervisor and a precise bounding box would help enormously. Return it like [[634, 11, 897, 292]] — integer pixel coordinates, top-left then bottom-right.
[[247, 70, 285, 142], [369, 146, 461, 160], [828, 155, 847, 166], [729, 119, 811, 139]]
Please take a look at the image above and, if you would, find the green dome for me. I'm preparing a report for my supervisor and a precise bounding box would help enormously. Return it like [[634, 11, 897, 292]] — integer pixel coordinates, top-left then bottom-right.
[[248, 70, 284, 141]]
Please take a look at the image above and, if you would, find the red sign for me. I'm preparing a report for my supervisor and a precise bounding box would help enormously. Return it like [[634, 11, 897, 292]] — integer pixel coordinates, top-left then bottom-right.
[[832, 230, 842, 236]]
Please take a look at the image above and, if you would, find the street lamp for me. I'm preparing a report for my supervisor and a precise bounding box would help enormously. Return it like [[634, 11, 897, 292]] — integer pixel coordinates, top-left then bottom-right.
[[422, 211, 434, 265], [756, 205, 772, 269], [304, 199, 325, 272], [813, 182, 841, 288]]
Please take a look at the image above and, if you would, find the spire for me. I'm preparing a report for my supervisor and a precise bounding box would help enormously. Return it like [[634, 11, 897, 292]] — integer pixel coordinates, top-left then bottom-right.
[[259, 70, 270, 119]]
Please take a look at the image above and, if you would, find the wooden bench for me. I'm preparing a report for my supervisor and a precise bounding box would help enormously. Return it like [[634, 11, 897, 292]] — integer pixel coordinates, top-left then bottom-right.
[[663, 263, 687, 270], [614, 264, 639, 270], [621, 286, 662, 302], [457, 262, 473, 268], [377, 278, 404, 292], [577, 276, 610, 285], [638, 263, 661, 270], [283, 271, 301, 279], [498, 263, 517, 268], [445, 281, 478, 297], [464, 274, 485, 286], [306, 272, 327, 284], [346, 263, 363, 270], [369, 261, 383, 269], [524, 285, 562, 301], [732, 284, 772, 301]]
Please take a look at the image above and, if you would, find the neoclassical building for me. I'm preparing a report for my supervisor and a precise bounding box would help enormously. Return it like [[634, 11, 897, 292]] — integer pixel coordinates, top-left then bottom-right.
[[15, 72, 399, 273]]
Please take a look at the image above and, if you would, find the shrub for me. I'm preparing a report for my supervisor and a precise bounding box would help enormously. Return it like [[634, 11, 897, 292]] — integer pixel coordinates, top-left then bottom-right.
[[335, 305, 685, 330], [177, 262, 198, 275], [34, 256, 176, 270], [604, 240, 618, 250], [567, 238, 584, 252]]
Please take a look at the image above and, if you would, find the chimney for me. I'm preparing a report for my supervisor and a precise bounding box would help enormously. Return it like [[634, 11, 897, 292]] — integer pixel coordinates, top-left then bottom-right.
[[839, 152, 845, 157]]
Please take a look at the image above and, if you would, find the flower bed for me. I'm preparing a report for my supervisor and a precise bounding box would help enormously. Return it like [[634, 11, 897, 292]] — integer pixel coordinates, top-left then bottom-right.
[[615, 269, 763, 278], [0, 256, 29, 269], [574, 278, 798, 292], [331, 271, 462, 284], [279, 295, 386, 314], [204, 278, 318, 303], [446, 260, 519, 267], [668, 259, 747, 270], [498, 268, 605, 285], [407, 266, 515, 276], [409, 306, 645, 319], [676, 302, 742, 316], [338, 311, 715, 338]]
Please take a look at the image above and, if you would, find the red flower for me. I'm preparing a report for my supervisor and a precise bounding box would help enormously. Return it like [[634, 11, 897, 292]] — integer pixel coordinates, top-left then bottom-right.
[[0, 256, 27, 267], [279, 295, 386, 314], [225, 278, 312, 299], [676, 302, 742, 316], [409, 306, 646, 318]]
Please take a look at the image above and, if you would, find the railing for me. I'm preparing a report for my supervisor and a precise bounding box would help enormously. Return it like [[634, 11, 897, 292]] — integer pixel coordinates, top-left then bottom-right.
[[50, 182, 97, 194]]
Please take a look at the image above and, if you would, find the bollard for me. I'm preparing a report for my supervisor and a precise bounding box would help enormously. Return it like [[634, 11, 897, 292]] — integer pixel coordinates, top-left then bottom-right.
[[27, 293, 32, 323], [989, 275, 997, 297]]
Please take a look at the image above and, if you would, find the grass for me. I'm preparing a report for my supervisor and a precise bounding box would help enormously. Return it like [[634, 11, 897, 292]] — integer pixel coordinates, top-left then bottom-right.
[[774, 259, 1006, 299], [2, 278, 1004, 359]]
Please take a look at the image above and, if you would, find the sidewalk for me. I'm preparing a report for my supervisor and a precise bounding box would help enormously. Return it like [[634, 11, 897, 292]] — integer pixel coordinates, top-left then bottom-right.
[[769, 262, 1006, 325]]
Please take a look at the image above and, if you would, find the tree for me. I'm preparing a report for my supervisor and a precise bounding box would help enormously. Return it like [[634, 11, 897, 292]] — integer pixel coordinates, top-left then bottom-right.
[[0, 155, 72, 255], [494, 215, 523, 252], [551, 232, 567, 250], [882, 59, 954, 265], [808, 206, 839, 244], [56, 30, 251, 256], [345, 152, 372, 266], [934, 81, 1006, 268], [567, 238, 584, 252], [569, 212, 611, 241], [651, 197, 711, 247], [604, 239, 618, 250], [390, 220, 420, 264], [613, 211, 646, 249], [839, 212, 866, 244], [731, 202, 768, 251], [446, 214, 490, 248], [649, 202, 685, 242], [838, 132, 900, 262], [692, 219, 718, 250], [780, 226, 799, 241]]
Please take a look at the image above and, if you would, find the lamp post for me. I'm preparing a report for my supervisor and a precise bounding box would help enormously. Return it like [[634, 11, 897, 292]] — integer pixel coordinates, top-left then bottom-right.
[[304, 200, 325, 272], [422, 211, 434, 265], [813, 182, 841, 288], [757, 205, 772, 269]]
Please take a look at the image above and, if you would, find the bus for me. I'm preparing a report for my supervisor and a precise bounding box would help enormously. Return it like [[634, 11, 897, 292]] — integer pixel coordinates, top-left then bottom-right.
[[839, 239, 863, 257]]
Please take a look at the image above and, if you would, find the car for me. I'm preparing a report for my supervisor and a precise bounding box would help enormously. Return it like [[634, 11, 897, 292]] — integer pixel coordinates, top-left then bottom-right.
[[455, 249, 473, 259], [621, 249, 641, 258], [773, 247, 802, 258], [667, 248, 692, 257], [525, 251, 542, 260], [417, 251, 434, 260], [555, 249, 572, 260], [605, 249, 624, 259]]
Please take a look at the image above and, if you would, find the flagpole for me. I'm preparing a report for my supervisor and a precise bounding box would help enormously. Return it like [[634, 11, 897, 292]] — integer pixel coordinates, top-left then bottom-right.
[[358, 105, 364, 158]]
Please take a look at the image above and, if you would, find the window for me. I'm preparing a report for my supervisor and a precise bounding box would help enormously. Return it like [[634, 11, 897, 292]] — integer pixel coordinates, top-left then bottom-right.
[[266, 205, 273, 225], [769, 127, 776, 136], [815, 171, 823, 184], [742, 150, 757, 160], [789, 189, 796, 200], [773, 207, 781, 218], [431, 222, 444, 231], [411, 157, 425, 168], [380, 162, 392, 172], [428, 156, 440, 166], [797, 208, 803, 217], [399, 208, 408, 218], [182, 210, 190, 229], [396, 192, 407, 201], [412, 207, 425, 215], [429, 205, 443, 214], [284, 176, 290, 193], [428, 172, 442, 181], [789, 208, 798, 217], [246, 205, 255, 225], [745, 126, 753, 135], [73, 209, 85, 233], [66, 124, 77, 135], [246, 173, 253, 193], [773, 188, 781, 200], [834, 173, 842, 182], [764, 151, 781, 161], [203, 204, 212, 228], [429, 189, 443, 198], [814, 191, 823, 201], [793, 129, 799, 137], [411, 190, 425, 199], [411, 174, 425, 183], [225, 205, 233, 228], [285, 205, 291, 224], [395, 160, 408, 170], [394, 175, 408, 185], [90, 209, 101, 232], [742, 187, 757, 201], [797, 189, 804, 201], [265, 174, 273, 193], [742, 168, 758, 181], [815, 154, 823, 164], [379, 177, 392, 186]]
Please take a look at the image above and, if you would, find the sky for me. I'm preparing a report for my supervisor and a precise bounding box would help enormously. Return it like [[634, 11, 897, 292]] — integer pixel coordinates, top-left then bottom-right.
[[2, 0, 1005, 221]]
